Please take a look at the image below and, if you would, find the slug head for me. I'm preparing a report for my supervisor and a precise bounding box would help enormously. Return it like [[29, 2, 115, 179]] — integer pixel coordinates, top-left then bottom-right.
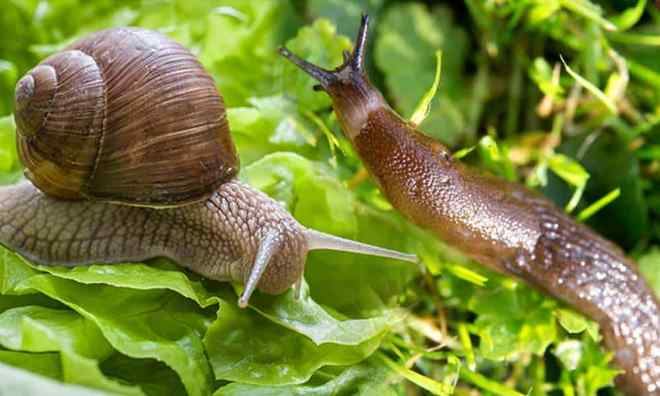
[[279, 14, 385, 139]]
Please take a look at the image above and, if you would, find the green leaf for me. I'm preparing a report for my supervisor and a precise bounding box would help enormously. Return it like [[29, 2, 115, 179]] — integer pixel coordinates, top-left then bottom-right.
[[196, 0, 299, 106], [214, 359, 398, 396], [554, 340, 582, 370], [0, 253, 215, 396], [307, 0, 385, 39], [0, 361, 111, 396], [547, 153, 590, 212], [478, 136, 517, 180], [445, 264, 487, 287], [458, 323, 476, 370], [246, 280, 398, 346], [204, 299, 383, 385], [374, 2, 468, 145], [555, 308, 600, 341], [19, 277, 213, 396], [527, 0, 561, 25], [0, 350, 61, 380], [36, 260, 218, 308], [453, 146, 475, 159], [0, 306, 143, 395], [0, 247, 40, 294], [228, 97, 319, 166], [555, 308, 589, 334], [553, 134, 647, 249], [0, 116, 22, 184], [100, 354, 187, 396], [529, 57, 564, 99], [639, 247, 660, 295], [470, 285, 557, 360], [0, 61, 17, 116]]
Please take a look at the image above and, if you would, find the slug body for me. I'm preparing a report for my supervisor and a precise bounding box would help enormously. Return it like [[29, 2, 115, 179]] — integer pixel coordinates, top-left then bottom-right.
[[4, 27, 418, 308], [281, 16, 660, 395]]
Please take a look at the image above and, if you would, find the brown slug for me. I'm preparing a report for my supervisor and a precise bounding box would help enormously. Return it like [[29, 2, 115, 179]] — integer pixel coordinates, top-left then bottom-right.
[[1, 27, 418, 309], [280, 15, 660, 395]]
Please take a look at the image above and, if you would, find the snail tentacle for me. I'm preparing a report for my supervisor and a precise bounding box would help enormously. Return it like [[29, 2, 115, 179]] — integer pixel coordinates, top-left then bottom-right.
[[238, 232, 281, 308]]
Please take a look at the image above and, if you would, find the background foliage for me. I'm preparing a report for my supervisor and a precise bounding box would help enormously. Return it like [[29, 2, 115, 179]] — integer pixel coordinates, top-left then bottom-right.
[[0, 0, 659, 395]]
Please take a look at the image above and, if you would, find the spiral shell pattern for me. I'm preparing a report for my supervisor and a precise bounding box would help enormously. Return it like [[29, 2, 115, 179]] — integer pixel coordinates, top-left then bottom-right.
[[14, 28, 238, 206]]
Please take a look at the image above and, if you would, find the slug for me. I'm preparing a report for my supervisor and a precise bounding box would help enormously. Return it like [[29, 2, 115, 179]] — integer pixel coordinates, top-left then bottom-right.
[[280, 15, 660, 395]]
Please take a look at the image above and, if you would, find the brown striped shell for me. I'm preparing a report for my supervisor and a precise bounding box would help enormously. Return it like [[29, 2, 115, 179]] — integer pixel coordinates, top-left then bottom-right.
[[13, 27, 238, 206]]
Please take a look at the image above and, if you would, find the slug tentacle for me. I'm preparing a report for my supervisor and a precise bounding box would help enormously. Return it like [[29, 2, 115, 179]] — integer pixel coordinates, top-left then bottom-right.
[[278, 14, 368, 91], [279, 14, 385, 138]]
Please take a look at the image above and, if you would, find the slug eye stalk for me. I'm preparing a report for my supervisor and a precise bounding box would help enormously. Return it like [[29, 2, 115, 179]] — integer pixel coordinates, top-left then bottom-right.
[[278, 14, 370, 90]]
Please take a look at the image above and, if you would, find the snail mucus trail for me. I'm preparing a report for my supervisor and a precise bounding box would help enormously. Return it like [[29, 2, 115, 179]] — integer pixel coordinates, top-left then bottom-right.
[[1, 27, 418, 309], [280, 15, 660, 396]]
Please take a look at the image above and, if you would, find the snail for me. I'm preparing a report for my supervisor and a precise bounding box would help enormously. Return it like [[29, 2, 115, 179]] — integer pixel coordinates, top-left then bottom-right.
[[280, 15, 660, 396], [2, 27, 418, 309]]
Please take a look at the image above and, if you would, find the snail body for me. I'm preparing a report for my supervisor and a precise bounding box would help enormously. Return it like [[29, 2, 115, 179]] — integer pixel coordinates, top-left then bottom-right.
[[4, 27, 417, 308], [281, 16, 660, 395], [0, 180, 307, 296]]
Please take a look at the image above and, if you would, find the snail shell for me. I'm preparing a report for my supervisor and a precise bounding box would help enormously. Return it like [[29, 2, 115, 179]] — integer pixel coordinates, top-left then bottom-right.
[[14, 28, 239, 206]]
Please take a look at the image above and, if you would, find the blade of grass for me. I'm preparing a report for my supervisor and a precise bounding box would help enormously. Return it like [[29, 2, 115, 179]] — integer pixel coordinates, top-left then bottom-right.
[[577, 188, 621, 222], [547, 153, 590, 213], [612, 0, 646, 30], [459, 366, 527, 396], [609, 32, 660, 46], [627, 58, 660, 90], [559, 0, 617, 31], [453, 146, 475, 159], [457, 323, 476, 370], [410, 51, 443, 127], [303, 110, 343, 167], [560, 56, 617, 114], [446, 264, 488, 287], [506, 46, 523, 137], [376, 352, 453, 396], [566, 184, 586, 213]]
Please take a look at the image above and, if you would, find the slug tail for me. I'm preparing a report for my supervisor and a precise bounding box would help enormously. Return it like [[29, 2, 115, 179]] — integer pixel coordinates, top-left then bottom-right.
[[351, 13, 369, 73], [277, 47, 338, 88], [304, 228, 418, 264]]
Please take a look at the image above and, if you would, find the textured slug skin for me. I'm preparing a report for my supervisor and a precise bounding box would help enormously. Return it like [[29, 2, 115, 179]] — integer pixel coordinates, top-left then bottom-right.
[[350, 106, 660, 394], [281, 15, 659, 391]]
